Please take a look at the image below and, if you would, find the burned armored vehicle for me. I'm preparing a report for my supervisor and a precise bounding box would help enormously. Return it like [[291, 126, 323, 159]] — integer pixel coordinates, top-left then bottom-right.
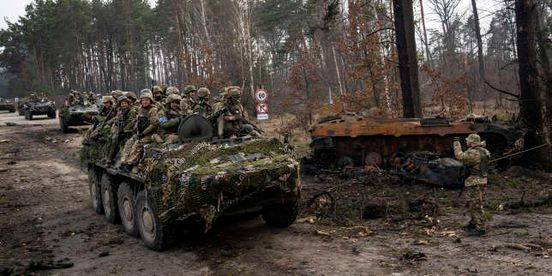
[[0, 98, 15, 113], [309, 106, 524, 187], [81, 115, 301, 251], [59, 95, 99, 133], [22, 97, 56, 120]]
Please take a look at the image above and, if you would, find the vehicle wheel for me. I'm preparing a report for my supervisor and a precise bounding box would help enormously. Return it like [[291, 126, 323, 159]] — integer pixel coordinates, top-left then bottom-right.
[[48, 111, 56, 118], [118, 182, 139, 237], [9, 108, 15, 113], [18, 109, 24, 116], [88, 167, 103, 214], [261, 201, 298, 228], [135, 190, 172, 251], [25, 111, 32, 120], [101, 173, 119, 223]]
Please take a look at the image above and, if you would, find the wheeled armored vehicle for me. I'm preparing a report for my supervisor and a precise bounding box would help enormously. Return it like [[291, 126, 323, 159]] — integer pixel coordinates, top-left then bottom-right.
[[59, 103, 99, 133], [22, 97, 56, 120], [0, 98, 15, 113], [81, 115, 301, 250]]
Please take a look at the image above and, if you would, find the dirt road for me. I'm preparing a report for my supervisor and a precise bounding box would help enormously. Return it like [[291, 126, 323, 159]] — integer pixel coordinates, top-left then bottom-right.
[[1, 111, 551, 275]]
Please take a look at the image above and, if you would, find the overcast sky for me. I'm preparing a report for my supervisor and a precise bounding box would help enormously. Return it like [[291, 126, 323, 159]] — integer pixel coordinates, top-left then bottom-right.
[[0, 0, 500, 37]]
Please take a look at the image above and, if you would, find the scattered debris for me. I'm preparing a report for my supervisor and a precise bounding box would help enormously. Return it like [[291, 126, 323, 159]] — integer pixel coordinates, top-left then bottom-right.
[[99, 251, 109, 257], [315, 229, 332, 237], [0, 259, 73, 275], [0, 168, 8, 173], [490, 243, 544, 253], [401, 250, 427, 262], [0, 139, 11, 143], [5, 122, 17, 126], [7, 161, 16, 165], [297, 216, 318, 224]]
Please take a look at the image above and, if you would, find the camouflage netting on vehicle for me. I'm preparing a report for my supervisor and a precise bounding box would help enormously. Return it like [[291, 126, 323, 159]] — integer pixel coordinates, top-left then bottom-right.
[[139, 138, 301, 227]]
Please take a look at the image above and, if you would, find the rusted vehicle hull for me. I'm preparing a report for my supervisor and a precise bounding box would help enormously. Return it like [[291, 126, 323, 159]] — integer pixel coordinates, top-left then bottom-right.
[[310, 115, 524, 169]]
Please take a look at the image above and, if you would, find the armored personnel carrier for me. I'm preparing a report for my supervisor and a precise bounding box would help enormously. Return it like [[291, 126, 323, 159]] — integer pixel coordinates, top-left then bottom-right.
[[0, 98, 15, 113], [81, 115, 301, 251], [22, 97, 56, 120], [59, 98, 99, 133]]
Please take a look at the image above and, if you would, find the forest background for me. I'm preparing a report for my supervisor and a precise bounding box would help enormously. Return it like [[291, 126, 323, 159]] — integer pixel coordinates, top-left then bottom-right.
[[0, 0, 548, 125]]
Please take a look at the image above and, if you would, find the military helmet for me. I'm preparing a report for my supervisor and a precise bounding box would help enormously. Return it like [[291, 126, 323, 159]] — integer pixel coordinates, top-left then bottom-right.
[[183, 85, 197, 94], [166, 86, 180, 95], [102, 96, 115, 105], [140, 89, 154, 101], [197, 87, 210, 98], [111, 90, 124, 100], [159, 84, 168, 93], [466, 133, 481, 144], [166, 93, 182, 103], [152, 85, 163, 94], [227, 86, 241, 99], [117, 95, 130, 104], [125, 91, 137, 102]]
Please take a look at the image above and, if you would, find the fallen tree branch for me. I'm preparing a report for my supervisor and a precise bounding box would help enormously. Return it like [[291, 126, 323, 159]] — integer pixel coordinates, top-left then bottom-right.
[[484, 78, 520, 99]]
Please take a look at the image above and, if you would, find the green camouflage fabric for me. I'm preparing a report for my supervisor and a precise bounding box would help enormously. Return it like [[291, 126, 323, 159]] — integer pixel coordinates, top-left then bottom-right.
[[137, 138, 300, 229], [464, 185, 486, 231], [120, 104, 159, 166], [193, 100, 213, 117], [453, 141, 490, 186]]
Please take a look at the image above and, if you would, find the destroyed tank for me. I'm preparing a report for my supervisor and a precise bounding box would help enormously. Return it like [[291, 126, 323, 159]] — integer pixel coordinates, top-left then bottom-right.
[[22, 97, 56, 120], [59, 99, 99, 133], [81, 115, 301, 251], [309, 104, 524, 187], [0, 98, 15, 113]]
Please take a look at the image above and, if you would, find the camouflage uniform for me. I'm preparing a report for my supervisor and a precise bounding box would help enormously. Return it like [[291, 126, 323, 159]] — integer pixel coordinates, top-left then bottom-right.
[[157, 93, 186, 144], [181, 85, 197, 115], [89, 96, 116, 140], [222, 87, 258, 138], [105, 96, 137, 163], [454, 133, 491, 234], [152, 86, 165, 106], [193, 87, 213, 117], [120, 91, 159, 168]]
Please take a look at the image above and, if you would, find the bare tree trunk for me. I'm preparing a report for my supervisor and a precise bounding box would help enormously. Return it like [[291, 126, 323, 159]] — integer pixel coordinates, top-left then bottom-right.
[[515, 0, 548, 167], [419, 0, 432, 66], [393, 0, 422, 118], [471, 0, 485, 80]]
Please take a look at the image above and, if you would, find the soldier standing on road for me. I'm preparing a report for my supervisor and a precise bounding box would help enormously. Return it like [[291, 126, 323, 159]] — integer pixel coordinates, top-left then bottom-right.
[[119, 90, 159, 171], [454, 134, 491, 236], [193, 87, 212, 117], [157, 93, 186, 144]]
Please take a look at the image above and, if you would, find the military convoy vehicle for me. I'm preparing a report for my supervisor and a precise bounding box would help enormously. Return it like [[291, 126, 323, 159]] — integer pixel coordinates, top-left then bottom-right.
[[59, 102, 99, 133], [0, 98, 15, 113], [81, 115, 301, 251], [21, 97, 56, 120]]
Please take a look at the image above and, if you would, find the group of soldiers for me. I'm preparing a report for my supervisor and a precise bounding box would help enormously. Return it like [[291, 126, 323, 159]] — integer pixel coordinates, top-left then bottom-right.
[[87, 84, 259, 172], [65, 90, 97, 106]]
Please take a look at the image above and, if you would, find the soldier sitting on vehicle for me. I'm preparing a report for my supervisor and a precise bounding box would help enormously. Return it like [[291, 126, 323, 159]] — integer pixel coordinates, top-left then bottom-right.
[[88, 96, 116, 140], [193, 87, 213, 117], [453, 134, 491, 236], [156, 93, 186, 144], [104, 95, 137, 164], [221, 87, 261, 138], [152, 85, 165, 104], [181, 85, 197, 114], [119, 90, 159, 172]]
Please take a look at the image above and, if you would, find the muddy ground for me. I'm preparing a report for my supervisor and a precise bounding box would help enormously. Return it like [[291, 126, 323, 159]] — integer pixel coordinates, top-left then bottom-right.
[[0, 111, 551, 275]]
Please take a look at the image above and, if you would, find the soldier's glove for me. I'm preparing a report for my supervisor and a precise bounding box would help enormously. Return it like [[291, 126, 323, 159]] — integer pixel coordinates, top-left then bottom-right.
[[453, 136, 460, 142], [137, 132, 145, 139]]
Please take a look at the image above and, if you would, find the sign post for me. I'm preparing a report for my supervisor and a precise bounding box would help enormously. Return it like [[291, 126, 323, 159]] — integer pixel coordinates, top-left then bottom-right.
[[255, 88, 269, 121]]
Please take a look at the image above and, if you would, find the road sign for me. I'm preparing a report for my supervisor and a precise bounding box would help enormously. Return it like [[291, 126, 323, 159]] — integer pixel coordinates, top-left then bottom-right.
[[257, 113, 269, 120], [256, 102, 268, 113], [255, 90, 268, 102]]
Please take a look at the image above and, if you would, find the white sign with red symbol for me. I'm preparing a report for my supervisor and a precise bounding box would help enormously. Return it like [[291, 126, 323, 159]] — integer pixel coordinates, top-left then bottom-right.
[[255, 90, 268, 102], [255, 88, 269, 120], [256, 102, 268, 113]]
